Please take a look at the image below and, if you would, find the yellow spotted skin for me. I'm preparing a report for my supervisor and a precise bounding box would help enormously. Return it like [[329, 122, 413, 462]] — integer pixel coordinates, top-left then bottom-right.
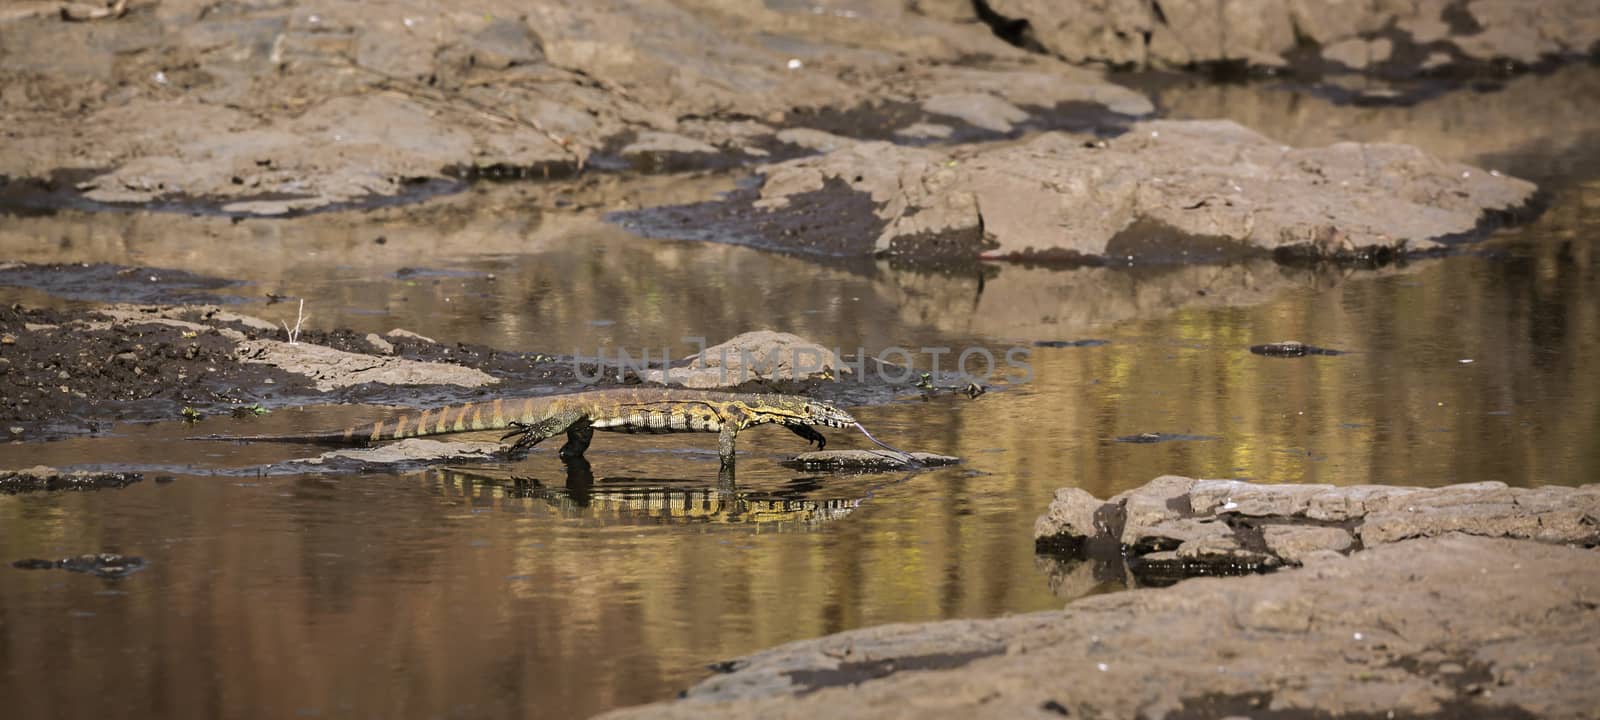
[[210, 388, 858, 466]]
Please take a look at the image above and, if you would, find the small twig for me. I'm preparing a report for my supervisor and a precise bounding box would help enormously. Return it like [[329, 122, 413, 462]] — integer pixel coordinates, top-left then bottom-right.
[[281, 298, 307, 344]]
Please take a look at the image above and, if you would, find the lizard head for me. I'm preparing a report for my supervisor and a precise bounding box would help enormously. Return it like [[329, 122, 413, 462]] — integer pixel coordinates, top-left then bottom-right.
[[755, 396, 856, 428]]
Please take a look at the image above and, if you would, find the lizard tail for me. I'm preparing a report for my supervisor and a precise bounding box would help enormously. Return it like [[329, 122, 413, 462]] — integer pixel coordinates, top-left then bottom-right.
[[193, 398, 540, 446], [189, 429, 373, 445]]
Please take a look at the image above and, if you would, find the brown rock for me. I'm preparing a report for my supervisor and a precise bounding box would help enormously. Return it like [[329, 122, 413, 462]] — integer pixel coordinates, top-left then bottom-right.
[[640, 330, 848, 388], [604, 535, 1600, 719], [1262, 525, 1355, 564], [735, 120, 1535, 262], [1033, 487, 1106, 543]]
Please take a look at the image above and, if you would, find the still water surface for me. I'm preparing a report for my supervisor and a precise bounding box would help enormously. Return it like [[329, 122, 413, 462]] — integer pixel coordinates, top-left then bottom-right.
[[2, 74, 1598, 718]]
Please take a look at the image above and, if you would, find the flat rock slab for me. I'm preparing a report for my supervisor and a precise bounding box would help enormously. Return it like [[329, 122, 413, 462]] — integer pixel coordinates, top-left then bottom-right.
[[1035, 476, 1600, 582], [783, 450, 959, 472], [603, 535, 1600, 719], [237, 338, 499, 392], [289, 438, 504, 471], [619, 120, 1536, 264]]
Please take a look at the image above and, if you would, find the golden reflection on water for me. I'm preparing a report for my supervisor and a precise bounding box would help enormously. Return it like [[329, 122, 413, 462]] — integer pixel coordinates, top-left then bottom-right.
[[1, 171, 1598, 720]]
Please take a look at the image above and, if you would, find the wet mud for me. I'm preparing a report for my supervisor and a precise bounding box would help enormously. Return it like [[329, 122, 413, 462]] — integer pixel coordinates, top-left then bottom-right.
[[0, 302, 315, 437]]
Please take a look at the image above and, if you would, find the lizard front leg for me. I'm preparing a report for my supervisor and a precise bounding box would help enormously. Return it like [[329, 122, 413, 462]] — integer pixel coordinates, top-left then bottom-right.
[[718, 425, 738, 467], [559, 419, 594, 460], [785, 423, 827, 450]]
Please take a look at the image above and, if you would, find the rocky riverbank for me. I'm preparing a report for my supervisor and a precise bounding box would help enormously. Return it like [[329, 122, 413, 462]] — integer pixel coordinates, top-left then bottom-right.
[[603, 477, 1600, 719]]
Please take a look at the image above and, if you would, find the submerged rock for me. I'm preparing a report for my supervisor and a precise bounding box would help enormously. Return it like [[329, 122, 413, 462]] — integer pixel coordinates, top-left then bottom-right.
[[1249, 340, 1345, 357], [294, 438, 505, 470], [783, 450, 959, 472], [13, 553, 146, 578]]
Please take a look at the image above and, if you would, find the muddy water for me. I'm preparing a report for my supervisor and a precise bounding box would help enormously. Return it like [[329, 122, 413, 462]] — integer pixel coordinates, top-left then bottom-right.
[[4, 84, 1600, 718]]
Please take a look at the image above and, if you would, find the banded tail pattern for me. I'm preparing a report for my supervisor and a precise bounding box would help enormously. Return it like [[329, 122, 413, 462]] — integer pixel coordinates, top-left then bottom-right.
[[354, 397, 544, 443]]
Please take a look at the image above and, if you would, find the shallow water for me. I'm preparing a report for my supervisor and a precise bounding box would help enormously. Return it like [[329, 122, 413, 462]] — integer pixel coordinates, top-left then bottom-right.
[[3, 73, 1600, 718]]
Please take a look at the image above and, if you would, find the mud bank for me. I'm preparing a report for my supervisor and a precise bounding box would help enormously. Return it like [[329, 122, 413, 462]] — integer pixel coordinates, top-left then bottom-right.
[[0, 294, 916, 440]]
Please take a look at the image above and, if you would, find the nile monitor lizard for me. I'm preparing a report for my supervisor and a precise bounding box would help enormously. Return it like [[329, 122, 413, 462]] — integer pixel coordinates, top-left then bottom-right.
[[198, 388, 910, 466]]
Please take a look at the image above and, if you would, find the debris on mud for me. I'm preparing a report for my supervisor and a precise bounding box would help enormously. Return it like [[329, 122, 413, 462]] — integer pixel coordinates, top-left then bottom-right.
[[602, 534, 1600, 720], [0, 295, 657, 437], [616, 120, 1537, 264], [783, 450, 960, 472], [1034, 476, 1600, 584], [0, 302, 315, 437], [1249, 340, 1346, 357], [0, 465, 142, 493], [12, 553, 146, 579]]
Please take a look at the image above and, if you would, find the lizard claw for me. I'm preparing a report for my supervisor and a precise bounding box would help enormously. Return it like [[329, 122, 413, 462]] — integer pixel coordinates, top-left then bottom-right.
[[500, 421, 530, 442]]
